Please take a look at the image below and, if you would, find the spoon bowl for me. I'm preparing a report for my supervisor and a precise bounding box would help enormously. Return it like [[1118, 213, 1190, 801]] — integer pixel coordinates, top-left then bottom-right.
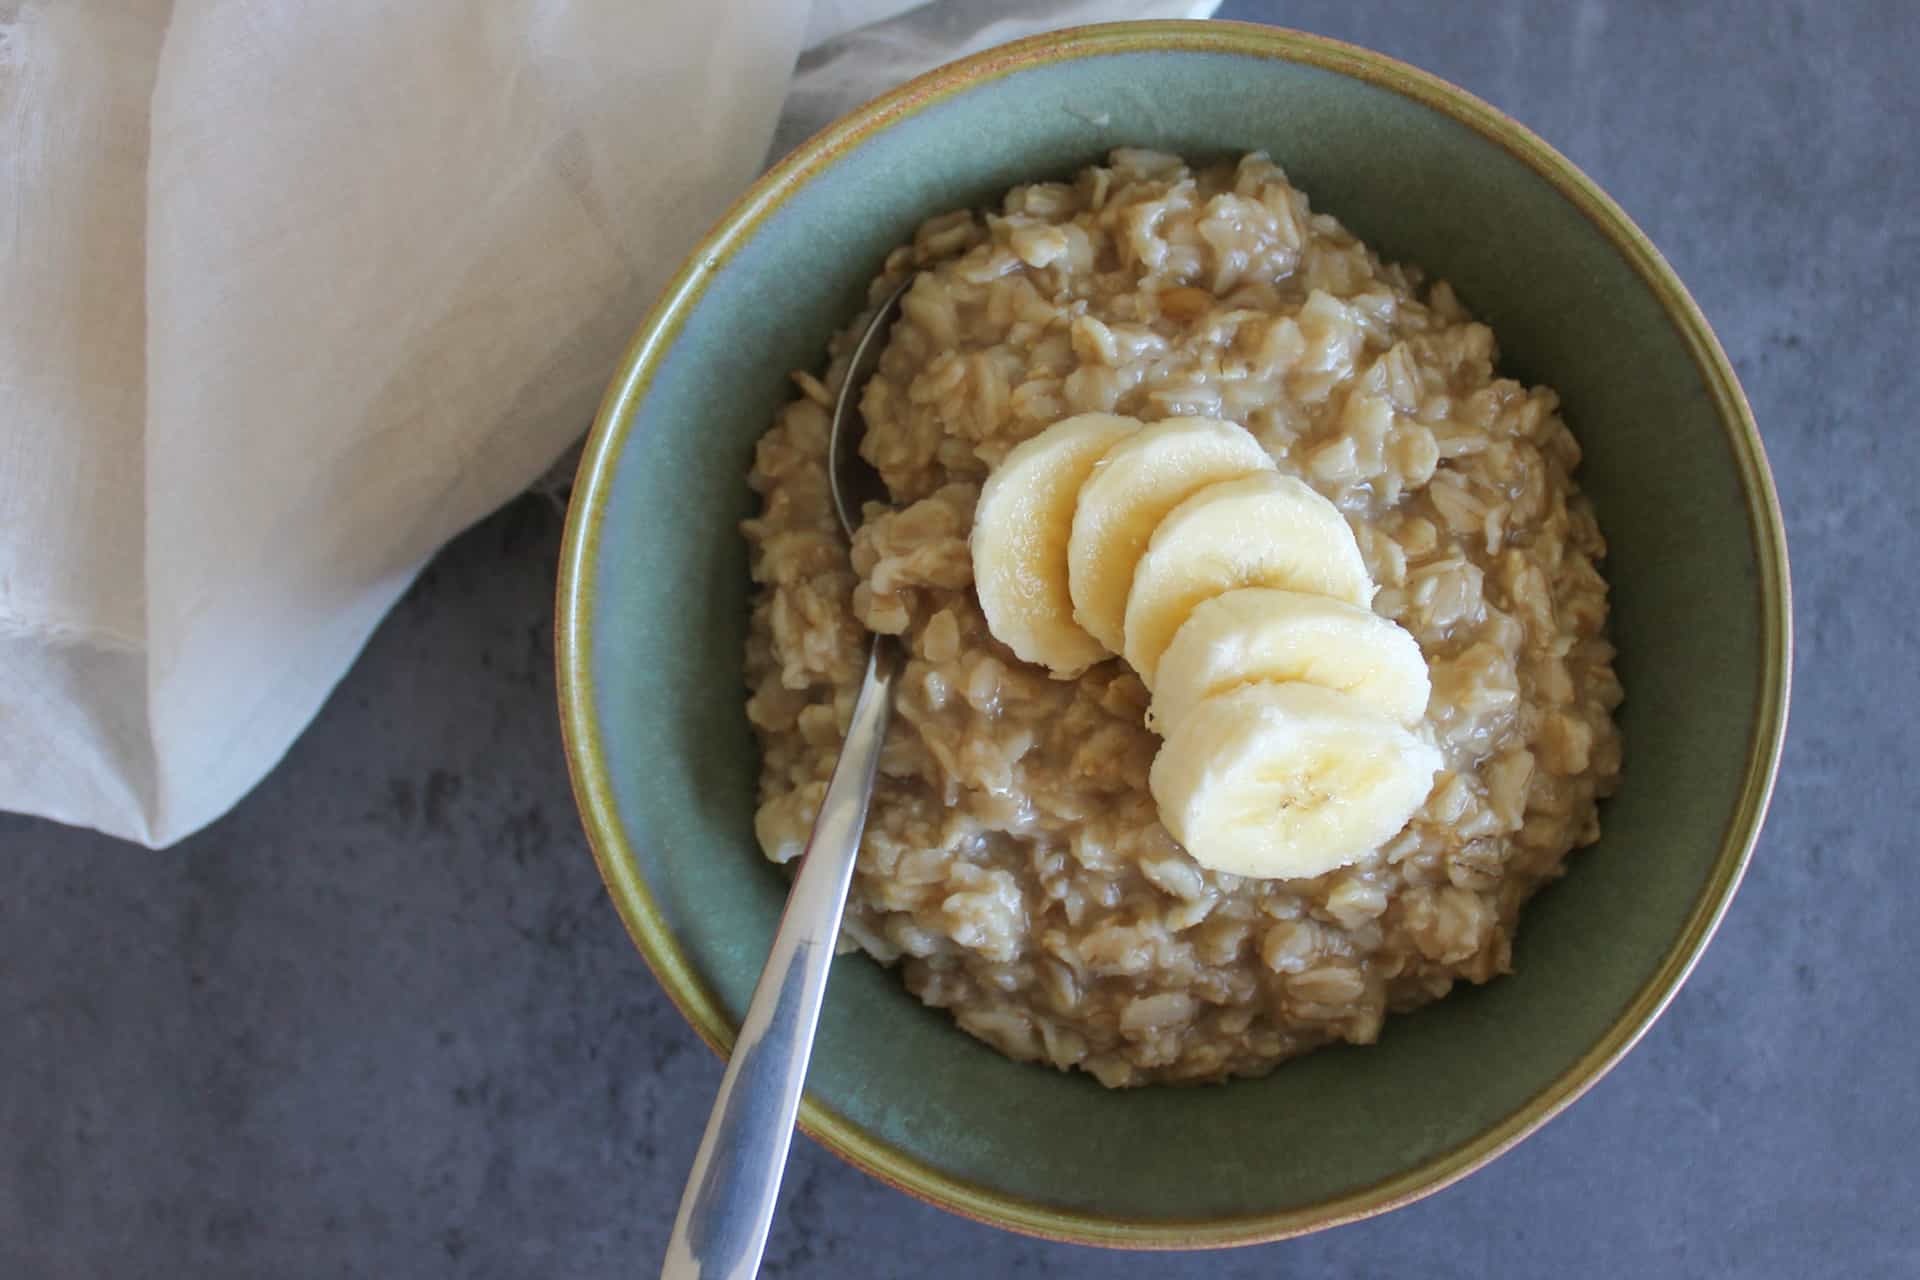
[[829, 282, 911, 538]]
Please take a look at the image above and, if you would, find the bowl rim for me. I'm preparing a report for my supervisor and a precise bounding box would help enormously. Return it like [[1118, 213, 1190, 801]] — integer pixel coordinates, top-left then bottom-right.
[[555, 18, 1792, 1250]]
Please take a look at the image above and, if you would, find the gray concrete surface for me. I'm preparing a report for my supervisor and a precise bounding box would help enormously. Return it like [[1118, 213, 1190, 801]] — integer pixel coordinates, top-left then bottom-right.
[[5, 1, 1917, 1275]]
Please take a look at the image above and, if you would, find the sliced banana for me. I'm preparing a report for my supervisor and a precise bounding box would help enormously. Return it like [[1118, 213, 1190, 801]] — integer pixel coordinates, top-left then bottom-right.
[[1066, 416, 1276, 653], [971, 413, 1140, 676], [1149, 682, 1441, 880], [1121, 472, 1372, 685], [1149, 588, 1431, 736]]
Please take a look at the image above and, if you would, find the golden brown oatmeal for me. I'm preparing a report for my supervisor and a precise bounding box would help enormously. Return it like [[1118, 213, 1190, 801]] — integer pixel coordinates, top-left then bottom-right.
[[742, 150, 1622, 1087]]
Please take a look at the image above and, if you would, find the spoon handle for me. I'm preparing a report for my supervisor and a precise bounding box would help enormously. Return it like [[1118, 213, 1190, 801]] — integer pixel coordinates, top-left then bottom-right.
[[662, 639, 899, 1280]]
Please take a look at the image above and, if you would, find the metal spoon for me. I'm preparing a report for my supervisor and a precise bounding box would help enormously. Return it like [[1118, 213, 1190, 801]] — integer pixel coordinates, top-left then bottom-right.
[[662, 279, 909, 1280]]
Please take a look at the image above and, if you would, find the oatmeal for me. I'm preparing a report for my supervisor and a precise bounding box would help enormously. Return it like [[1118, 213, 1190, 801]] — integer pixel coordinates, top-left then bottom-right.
[[742, 150, 1622, 1087]]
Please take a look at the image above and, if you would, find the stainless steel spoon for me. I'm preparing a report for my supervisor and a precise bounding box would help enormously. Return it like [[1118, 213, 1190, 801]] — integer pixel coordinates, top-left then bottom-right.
[[662, 279, 909, 1280]]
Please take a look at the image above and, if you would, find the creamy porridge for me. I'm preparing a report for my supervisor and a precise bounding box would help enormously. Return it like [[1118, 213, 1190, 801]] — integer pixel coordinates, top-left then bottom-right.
[[741, 150, 1622, 1087]]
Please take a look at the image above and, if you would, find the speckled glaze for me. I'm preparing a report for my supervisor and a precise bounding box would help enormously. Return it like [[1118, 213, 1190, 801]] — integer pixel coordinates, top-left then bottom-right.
[[555, 21, 1789, 1248]]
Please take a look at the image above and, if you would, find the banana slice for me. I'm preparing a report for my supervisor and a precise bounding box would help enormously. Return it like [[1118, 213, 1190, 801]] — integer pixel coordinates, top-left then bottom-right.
[[1121, 472, 1373, 685], [971, 413, 1141, 676], [1066, 417, 1276, 653], [1149, 588, 1431, 736], [1149, 682, 1441, 880]]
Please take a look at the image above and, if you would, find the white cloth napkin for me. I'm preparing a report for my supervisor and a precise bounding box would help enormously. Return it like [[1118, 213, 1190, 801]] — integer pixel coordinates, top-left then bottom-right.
[[0, 0, 1216, 847]]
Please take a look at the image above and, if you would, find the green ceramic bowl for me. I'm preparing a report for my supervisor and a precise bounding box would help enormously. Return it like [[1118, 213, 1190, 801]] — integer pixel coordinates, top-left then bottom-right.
[[557, 20, 1789, 1248]]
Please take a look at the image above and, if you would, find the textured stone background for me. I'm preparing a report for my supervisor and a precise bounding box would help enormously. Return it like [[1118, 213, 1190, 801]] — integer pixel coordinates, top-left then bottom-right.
[[6, 2, 1917, 1275]]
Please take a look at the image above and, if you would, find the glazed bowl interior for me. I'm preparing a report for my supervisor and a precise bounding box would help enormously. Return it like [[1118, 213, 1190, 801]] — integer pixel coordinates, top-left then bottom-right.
[[558, 22, 1787, 1247]]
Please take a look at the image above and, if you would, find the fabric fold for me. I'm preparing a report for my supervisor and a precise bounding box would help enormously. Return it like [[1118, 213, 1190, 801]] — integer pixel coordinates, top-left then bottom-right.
[[0, 0, 1216, 847]]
